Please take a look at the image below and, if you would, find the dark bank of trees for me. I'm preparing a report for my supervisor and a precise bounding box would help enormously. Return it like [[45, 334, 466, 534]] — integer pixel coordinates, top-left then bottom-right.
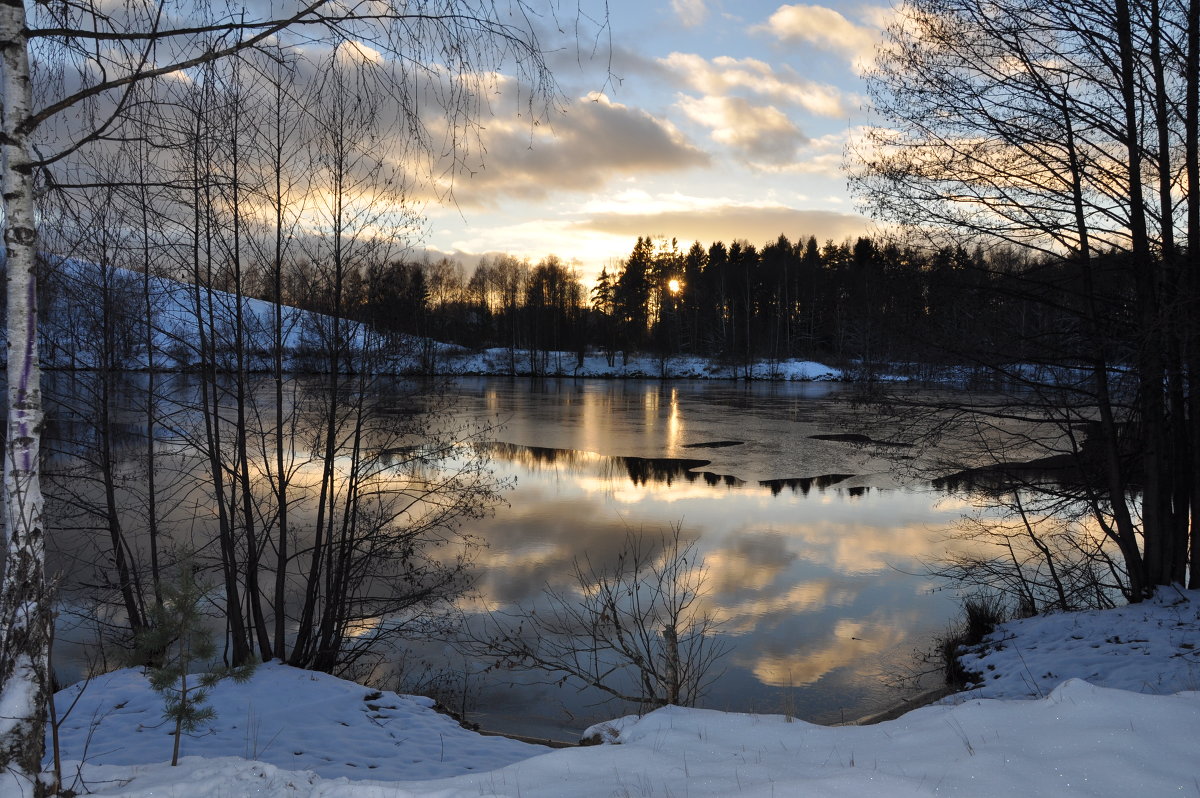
[[853, 0, 1200, 603], [283, 231, 1109, 380]]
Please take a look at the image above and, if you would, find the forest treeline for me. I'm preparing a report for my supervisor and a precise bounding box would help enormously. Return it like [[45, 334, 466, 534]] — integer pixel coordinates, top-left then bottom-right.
[[219, 231, 1115, 375]]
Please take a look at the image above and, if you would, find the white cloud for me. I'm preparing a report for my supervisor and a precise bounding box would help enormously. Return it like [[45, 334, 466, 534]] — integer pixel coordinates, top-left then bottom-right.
[[671, 0, 710, 27], [676, 95, 805, 164], [754, 130, 852, 177], [660, 52, 851, 118], [335, 39, 385, 64], [656, 52, 858, 168], [756, 4, 884, 73]]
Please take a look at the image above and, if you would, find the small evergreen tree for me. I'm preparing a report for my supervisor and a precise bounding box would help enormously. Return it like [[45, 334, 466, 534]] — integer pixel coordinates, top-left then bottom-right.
[[591, 267, 617, 366], [614, 236, 654, 353], [131, 566, 256, 766]]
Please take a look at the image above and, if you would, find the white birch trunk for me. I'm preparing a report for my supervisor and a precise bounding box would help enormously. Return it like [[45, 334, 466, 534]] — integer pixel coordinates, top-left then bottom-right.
[[0, 1, 50, 794]]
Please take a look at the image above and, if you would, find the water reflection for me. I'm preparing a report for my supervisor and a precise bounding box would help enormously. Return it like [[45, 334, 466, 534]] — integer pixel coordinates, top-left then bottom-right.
[[40, 373, 980, 741], [442, 405, 972, 739], [481, 442, 745, 487], [760, 474, 856, 496], [481, 443, 885, 497]]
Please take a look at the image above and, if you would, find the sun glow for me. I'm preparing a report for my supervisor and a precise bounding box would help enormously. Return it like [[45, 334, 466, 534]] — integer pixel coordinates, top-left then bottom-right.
[[668, 278, 682, 294]]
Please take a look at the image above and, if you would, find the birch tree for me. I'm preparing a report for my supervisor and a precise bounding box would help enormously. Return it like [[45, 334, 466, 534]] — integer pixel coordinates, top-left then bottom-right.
[[0, 8, 52, 790]]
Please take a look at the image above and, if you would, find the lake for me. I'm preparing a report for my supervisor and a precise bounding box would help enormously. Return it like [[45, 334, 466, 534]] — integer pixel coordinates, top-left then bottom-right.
[[42, 373, 976, 741], [409, 378, 973, 739]]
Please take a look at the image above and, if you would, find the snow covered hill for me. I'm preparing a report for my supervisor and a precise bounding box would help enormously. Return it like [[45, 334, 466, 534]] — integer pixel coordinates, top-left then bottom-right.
[[21, 257, 847, 379]]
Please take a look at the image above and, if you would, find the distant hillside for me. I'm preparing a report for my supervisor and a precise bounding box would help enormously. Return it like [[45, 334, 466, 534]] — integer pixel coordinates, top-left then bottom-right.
[[13, 257, 423, 373], [7, 257, 845, 380]]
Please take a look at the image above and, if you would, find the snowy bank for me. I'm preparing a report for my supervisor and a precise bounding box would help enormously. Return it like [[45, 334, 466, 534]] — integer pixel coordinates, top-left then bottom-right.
[[47, 663, 543, 783], [46, 681, 1200, 797], [40, 593, 1200, 797], [429, 349, 845, 381], [954, 589, 1200, 699]]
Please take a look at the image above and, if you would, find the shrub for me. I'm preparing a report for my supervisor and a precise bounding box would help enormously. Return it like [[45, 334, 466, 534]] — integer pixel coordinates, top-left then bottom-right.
[[939, 593, 1008, 687]]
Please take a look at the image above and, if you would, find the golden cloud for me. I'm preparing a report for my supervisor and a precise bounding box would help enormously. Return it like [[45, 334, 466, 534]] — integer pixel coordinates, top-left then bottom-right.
[[757, 4, 884, 74], [677, 95, 805, 163], [660, 53, 851, 118]]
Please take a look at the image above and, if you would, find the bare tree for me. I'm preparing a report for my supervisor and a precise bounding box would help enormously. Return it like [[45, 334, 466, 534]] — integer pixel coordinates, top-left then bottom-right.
[[39, 185, 152, 642], [0, 1, 607, 791], [853, 0, 1200, 598], [242, 47, 310, 662], [467, 527, 729, 710], [929, 486, 1126, 614]]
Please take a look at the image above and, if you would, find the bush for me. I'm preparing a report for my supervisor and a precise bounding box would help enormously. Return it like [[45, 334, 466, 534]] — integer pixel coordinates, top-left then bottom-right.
[[939, 593, 1008, 687]]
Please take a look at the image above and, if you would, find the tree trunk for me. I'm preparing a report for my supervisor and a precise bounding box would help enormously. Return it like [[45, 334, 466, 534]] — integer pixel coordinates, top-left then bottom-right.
[[0, 6, 51, 794], [1187, 0, 1200, 589], [1114, 0, 1170, 596]]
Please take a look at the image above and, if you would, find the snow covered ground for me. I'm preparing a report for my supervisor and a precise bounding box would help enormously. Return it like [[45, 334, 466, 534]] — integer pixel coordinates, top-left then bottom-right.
[[438, 349, 845, 381], [954, 588, 1200, 700], [40, 591, 1200, 797]]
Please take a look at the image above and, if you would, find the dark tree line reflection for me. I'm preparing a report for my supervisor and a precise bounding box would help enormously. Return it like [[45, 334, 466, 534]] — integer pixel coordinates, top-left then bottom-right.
[[482, 442, 875, 496]]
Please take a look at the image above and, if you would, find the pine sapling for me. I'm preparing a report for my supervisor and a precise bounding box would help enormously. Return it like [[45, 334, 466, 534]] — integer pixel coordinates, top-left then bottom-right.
[[131, 566, 256, 765]]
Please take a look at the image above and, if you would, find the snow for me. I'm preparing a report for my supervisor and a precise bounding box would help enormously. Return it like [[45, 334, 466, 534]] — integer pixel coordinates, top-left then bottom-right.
[[48, 663, 543, 783], [44, 592, 1200, 797], [438, 349, 844, 381], [953, 589, 1200, 699]]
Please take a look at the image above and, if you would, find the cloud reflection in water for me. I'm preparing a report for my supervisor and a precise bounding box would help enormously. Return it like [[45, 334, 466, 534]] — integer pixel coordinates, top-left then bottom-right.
[[456, 442, 966, 731]]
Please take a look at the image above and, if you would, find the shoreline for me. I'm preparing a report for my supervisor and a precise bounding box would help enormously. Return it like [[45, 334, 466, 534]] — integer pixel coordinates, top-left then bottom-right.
[[472, 685, 963, 748], [841, 685, 960, 726]]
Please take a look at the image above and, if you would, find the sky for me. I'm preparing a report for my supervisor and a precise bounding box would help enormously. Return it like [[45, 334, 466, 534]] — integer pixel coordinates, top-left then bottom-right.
[[421, 0, 887, 282]]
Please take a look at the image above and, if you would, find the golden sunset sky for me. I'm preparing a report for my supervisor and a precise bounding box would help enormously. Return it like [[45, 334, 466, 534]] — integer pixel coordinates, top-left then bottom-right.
[[419, 0, 886, 281]]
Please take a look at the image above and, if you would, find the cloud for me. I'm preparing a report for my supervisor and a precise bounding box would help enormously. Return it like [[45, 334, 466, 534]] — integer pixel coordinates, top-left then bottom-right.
[[607, 46, 678, 85], [720, 581, 859, 635], [574, 204, 872, 248], [335, 40, 385, 64], [656, 52, 854, 168], [448, 92, 709, 207], [756, 4, 883, 73], [677, 95, 806, 163], [671, 0, 710, 27], [757, 130, 857, 178], [748, 616, 910, 687], [704, 532, 801, 594], [661, 52, 851, 118]]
